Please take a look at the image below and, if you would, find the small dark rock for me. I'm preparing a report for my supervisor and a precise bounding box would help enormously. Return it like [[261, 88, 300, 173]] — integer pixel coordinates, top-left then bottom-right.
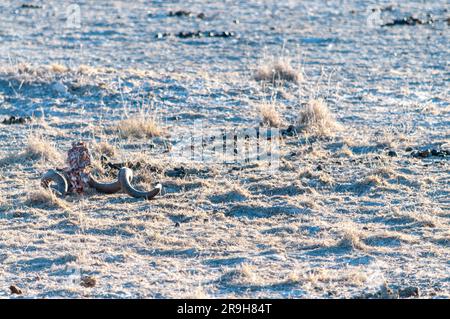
[[20, 4, 42, 9], [158, 31, 236, 39], [100, 155, 146, 172], [197, 13, 206, 19], [380, 5, 394, 12], [382, 16, 434, 27], [417, 149, 431, 158], [405, 146, 413, 152], [174, 222, 180, 227], [165, 166, 187, 178], [2, 116, 32, 125], [411, 148, 449, 158], [80, 276, 96, 288], [281, 125, 297, 137], [168, 10, 192, 17], [387, 150, 397, 157], [9, 285, 22, 295], [398, 286, 419, 298]]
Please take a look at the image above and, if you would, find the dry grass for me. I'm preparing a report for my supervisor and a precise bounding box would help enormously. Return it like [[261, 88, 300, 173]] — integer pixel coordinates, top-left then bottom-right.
[[91, 140, 118, 158], [296, 99, 340, 136], [117, 117, 162, 139], [50, 63, 69, 73], [336, 224, 368, 251], [258, 102, 283, 127], [24, 134, 62, 162], [222, 263, 261, 286], [25, 187, 69, 210], [285, 266, 369, 289], [0, 133, 62, 166], [254, 58, 302, 83]]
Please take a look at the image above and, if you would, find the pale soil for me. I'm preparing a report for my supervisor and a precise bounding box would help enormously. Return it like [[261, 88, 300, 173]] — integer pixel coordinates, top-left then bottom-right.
[[0, 0, 449, 298]]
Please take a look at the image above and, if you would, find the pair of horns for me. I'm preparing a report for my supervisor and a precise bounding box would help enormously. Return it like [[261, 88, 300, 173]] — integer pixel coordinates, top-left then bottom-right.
[[41, 167, 161, 200], [89, 167, 161, 200], [41, 169, 69, 197]]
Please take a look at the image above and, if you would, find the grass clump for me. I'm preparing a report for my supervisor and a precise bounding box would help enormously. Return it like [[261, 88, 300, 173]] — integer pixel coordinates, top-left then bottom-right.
[[117, 116, 162, 139], [296, 99, 340, 136], [259, 102, 283, 127], [255, 58, 302, 83]]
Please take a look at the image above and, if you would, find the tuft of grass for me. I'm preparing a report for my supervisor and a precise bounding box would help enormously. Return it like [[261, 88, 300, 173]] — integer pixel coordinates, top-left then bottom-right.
[[336, 226, 368, 251], [117, 117, 162, 139], [296, 99, 340, 136], [91, 140, 118, 158], [0, 133, 62, 166], [258, 102, 283, 127], [220, 263, 261, 286], [25, 187, 68, 210], [49, 63, 69, 73], [255, 58, 302, 83], [24, 134, 63, 162]]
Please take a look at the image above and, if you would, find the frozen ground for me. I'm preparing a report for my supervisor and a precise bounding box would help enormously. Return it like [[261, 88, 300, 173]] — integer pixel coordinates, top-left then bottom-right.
[[0, 0, 449, 298]]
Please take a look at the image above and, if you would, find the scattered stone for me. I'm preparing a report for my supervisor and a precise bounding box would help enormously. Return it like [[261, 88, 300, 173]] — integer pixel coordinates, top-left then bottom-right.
[[101, 155, 143, 171], [168, 10, 206, 19], [174, 222, 180, 227], [9, 285, 22, 295], [156, 32, 171, 39], [2, 116, 32, 125], [280, 125, 297, 137], [411, 148, 449, 158], [100, 155, 161, 174], [380, 5, 394, 12], [398, 286, 419, 298], [168, 10, 192, 17], [165, 166, 187, 178], [80, 276, 96, 288], [405, 146, 413, 152], [382, 15, 434, 27], [156, 31, 236, 39], [20, 4, 42, 9], [387, 150, 397, 157]]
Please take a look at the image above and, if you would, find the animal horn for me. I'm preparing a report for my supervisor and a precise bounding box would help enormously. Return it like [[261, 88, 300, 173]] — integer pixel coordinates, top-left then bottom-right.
[[88, 175, 122, 194], [118, 167, 161, 200], [41, 169, 69, 197]]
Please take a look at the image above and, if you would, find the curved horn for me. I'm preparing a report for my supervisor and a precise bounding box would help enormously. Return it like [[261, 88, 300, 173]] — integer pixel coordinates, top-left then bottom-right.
[[41, 169, 68, 197], [88, 175, 122, 194], [118, 167, 161, 200]]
